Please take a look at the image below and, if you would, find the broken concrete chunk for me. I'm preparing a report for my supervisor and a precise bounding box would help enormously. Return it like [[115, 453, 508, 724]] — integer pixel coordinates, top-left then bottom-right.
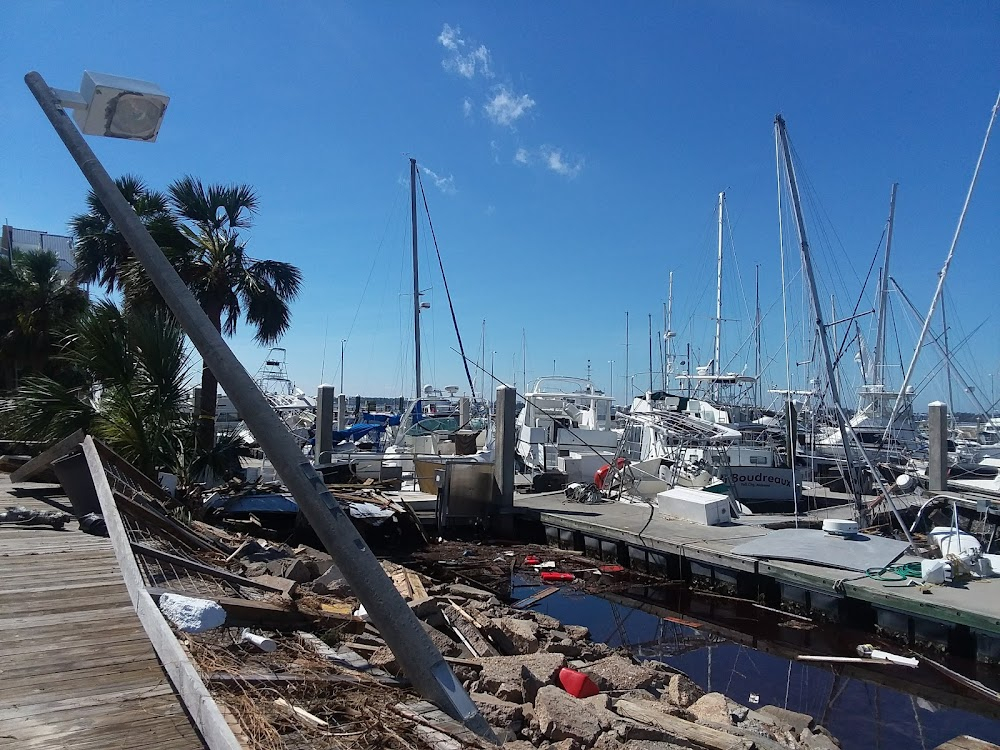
[[158, 592, 226, 633], [582, 654, 658, 692], [757, 705, 814, 733], [564, 625, 590, 640], [661, 673, 704, 708], [266, 557, 313, 583], [687, 692, 746, 726], [311, 564, 351, 596], [802, 729, 840, 750], [421, 621, 463, 657], [477, 652, 566, 704], [494, 617, 540, 655], [534, 685, 617, 746], [448, 583, 495, 601], [248, 574, 298, 598], [470, 692, 524, 728]]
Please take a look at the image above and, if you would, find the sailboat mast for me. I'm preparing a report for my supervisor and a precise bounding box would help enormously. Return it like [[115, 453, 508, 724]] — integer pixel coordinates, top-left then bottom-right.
[[872, 183, 897, 386], [410, 158, 422, 402], [775, 116, 864, 510], [648, 313, 653, 393], [714, 192, 725, 383], [625, 311, 630, 404], [755, 264, 761, 407], [885, 90, 1000, 440], [665, 272, 675, 385]]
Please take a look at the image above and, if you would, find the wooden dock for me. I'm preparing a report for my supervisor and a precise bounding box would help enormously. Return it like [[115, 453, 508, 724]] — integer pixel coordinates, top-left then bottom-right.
[[0, 474, 205, 749], [514, 490, 1000, 661]]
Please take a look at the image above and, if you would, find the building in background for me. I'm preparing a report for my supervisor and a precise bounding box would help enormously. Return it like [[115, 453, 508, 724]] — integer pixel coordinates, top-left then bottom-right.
[[2, 224, 76, 278]]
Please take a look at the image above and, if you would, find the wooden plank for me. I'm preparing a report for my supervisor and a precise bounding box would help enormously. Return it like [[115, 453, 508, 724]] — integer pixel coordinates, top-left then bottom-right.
[[512, 586, 560, 609], [83, 437, 242, 750], [130, 541, 284, 592], [9, 429, 84, 482], [0, 605, 135, 631], [615, 699, 748, 750], [112, 490, 218, 554]]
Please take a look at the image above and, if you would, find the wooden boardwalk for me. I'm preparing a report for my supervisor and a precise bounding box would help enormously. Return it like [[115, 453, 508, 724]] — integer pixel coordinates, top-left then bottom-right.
[[0, 474, 205, 749]]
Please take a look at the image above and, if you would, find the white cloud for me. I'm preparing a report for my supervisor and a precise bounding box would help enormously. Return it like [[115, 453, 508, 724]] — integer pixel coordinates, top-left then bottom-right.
[[437, 23, 462, 51], [462, 98, 473, 118], [514, 147, 531, 165], [420, 165, 457, 195], [542, 147, 584, 179], [484, 86, 535, 127], [438, 24, 493, 79], [486, 204, 496, 216]]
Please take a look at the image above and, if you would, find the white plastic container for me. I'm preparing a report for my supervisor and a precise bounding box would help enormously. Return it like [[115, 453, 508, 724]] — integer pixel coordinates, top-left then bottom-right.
[[656, 487, 731, 526], [928, 527, 981, 557]]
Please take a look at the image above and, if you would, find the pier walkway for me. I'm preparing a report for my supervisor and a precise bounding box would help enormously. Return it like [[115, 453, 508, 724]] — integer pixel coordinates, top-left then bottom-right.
[[0, 475, 205, 749], [514, 490, 1000, 660]]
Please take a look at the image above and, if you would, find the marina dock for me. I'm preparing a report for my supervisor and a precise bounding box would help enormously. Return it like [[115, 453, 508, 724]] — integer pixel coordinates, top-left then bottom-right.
[[513, 489, 1000, 662], [0, 475, 205, 749]]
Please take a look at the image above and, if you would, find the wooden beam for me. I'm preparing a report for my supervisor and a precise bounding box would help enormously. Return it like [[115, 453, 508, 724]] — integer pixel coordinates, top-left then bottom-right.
[[82, 437, 244, 750], [511, 586, 559, 610], [615, 699, 747, 750], [10, 429, 84, 482], [113, 490, 218, 554], [129, 541, 284, 593]]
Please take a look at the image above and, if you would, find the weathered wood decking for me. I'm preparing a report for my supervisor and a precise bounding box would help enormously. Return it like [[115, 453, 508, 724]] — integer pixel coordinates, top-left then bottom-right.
[[0, 474, 205, 749]]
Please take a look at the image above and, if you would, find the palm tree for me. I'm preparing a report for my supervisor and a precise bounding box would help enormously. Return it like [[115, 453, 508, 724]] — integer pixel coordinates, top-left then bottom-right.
[[0, 249, 89, 390], [69, 174, 188, 307], [70, 174, 302, 453], [162, 176, 302, 452], [1, 301, 189, 478]]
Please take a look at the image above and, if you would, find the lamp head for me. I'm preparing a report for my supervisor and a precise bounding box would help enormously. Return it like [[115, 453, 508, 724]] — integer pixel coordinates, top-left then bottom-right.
[[71, 71, 169, 142]]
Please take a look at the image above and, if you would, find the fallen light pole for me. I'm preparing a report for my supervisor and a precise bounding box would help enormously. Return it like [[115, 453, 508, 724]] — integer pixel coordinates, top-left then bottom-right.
[[24, 70, 494, 742]]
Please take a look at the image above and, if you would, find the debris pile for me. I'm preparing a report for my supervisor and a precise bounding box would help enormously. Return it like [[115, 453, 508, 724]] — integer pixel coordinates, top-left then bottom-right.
[[180, 538, 840, 750]]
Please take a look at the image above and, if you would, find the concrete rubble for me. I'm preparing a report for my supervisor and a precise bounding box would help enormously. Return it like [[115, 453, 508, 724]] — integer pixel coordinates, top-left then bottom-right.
[[194, 535, 841, 749]]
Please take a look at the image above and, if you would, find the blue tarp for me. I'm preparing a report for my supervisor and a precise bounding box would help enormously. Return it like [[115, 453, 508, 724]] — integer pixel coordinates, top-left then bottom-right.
[[360, 413, 401, 426], [204, 493, 299, 514]]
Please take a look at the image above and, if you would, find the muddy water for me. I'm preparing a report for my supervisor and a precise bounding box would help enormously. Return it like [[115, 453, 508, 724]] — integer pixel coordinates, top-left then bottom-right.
[[516, 580, 1000, 750]]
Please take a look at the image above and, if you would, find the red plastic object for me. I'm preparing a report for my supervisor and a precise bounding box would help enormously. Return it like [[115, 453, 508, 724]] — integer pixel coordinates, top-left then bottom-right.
[[540, 571, 575, 583], [524, 555, 540, 566], [599, 564, 625, 574], [558, 667, 599, 698]]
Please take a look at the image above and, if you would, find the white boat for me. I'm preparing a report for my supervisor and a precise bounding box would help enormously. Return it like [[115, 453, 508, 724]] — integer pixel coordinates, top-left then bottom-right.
[[621, 391, 800, 507], [515, 376, 618, 486]]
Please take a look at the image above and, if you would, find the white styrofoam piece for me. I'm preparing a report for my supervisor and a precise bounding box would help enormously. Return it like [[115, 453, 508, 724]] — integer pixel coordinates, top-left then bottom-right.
[[656, 486, 731, 526], [158, 592, 226, 633]]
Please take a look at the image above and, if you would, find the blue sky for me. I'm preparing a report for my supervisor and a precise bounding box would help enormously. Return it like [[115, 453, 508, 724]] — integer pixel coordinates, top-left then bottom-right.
[[2, 2, 998, 412]]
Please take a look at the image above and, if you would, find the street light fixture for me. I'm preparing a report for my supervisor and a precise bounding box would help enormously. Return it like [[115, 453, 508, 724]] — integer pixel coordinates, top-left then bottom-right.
[[24, 70, 491, 740], [50, 71, 169, 142]]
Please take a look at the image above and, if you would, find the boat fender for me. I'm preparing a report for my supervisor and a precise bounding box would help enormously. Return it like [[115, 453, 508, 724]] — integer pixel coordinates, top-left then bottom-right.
[[594, 457, 628, 490]]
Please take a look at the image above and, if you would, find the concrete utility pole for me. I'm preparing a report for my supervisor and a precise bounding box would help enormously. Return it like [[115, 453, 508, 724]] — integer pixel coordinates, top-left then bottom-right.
[[25, 71, 493, 741], [928, 401, 949, 492], [493, 385, 516, 535], [315, 385, 335, 463]]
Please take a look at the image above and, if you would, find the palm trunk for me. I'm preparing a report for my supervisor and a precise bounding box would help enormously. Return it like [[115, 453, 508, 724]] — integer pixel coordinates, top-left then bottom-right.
[[195, 303, 223, 454]]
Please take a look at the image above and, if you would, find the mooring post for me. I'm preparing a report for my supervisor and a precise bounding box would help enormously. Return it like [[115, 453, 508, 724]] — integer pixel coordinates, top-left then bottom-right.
[[337, 394, 347, 430], [928, 401, 949, 492], [459, 396, 470, 427], [315, 385, 335, 463], [493, 386, 516, 535]]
